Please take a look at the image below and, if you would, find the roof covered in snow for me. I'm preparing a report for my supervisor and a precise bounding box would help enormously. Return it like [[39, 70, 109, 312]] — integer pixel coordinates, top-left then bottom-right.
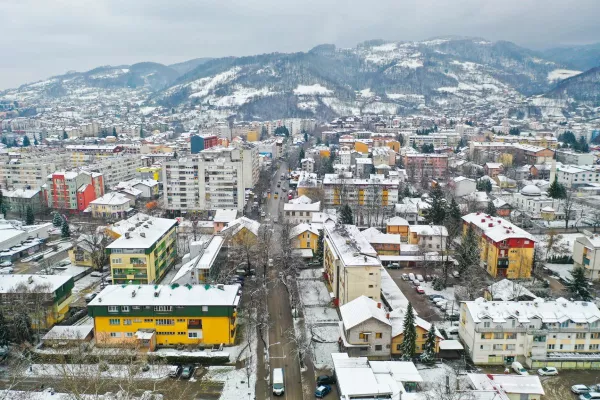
[[324, 223, 380, 267], [462, 213, 534, 242], [340, 295, 391, 330], [486, 279, 537, 301], [0, 274, 73, 294], [107, 214, 177, 249]]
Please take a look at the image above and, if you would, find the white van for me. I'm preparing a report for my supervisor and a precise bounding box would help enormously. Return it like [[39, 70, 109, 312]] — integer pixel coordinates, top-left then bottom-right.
[[408, 273, 416, 281], [511, 361, 528, 376], [272, 368, 284, 396]]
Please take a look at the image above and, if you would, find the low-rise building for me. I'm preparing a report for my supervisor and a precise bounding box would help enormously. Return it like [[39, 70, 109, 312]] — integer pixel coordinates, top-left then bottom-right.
[[573, 231, 600, 281], [408, 225, 448, 251], [170, 235, 225, 284], [389, 307, 442, 357], [555, 149, 595, 166], [385, 216, 410, 239], [3, 188, 45, 215], [289, 223, 320, 254], [361, 227, 401, 255], [283, 196, 321, 224], [459, 297, 600, 369], [89, 193, 135, 220], [449, 176, 476, 198], [87, 283, 240, 349], [468, 374, 545, 400]]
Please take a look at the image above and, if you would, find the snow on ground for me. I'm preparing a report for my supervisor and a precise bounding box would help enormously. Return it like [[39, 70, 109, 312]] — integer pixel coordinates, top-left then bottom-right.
[[397, 59, 423, 69], [150, 348, 230, 359], [533, 233, 583, 256], [359, 88, 374, 98], [417, 281, 456, 301], [72, 274, 101, 296], [417, 362, 455, 384], [187, 67, 241, 98], [363, 102, 399, 114], [372, 43, 398, 52], [26, 363, 170, 380], [545, 263, 574, 282], [205, 366, 254, 400], [320, 97, 360, 115], [293, 84, 332, 96], [298, 280, 331, 306], [547, 69, 581, 82], [213, 86, 276, 107], [139, 106, 156, 115], [299, 268, 322, 280], [381, 268, 411, 311]]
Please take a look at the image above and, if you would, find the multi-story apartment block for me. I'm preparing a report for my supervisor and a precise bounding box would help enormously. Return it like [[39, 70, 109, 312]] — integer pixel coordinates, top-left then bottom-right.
[[555, 149, 595, 166], [462, 213, 535, 279], [0, 153, 71, 190], [407, 131, 461, 149], [42, 170, 104, 212], [459, 297, 600, 369], [300, 158, 315, 173], [87, 283, 240, 349], [163, 145, 258, 213], [0, 274, 74, 329], [107, 214, 177, 285], [283, 196, 321, 224], [65, 145, 125, 166], [556, 165, 600, 188], [322, 174, 400, 208], [82, 154, 148, 190], [372, 147, 396, 167], [573, 231, 600, 281], [403, 153, 448, 180], [323, 222, 382, 306]]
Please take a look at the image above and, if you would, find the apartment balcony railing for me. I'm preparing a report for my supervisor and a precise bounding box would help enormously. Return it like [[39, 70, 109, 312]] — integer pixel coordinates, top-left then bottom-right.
[[476, 325, 600, 334], [475, 326, 528, 333]]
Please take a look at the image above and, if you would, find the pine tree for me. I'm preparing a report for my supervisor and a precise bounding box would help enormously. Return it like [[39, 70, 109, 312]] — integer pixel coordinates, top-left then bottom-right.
[[112, 127, 118, 137], [140, 127, 145, 138], [61, 218, 71, 238], [62, 130, 68, 140], [299, 148, 305, 160], [548, 177, 566, 199], [444, 198, 463, 239], [25, 205, 34, 225], [315, 229, 325, 264], [304, 131, 308, 143], [425, 185, 446, 224], [420, 323, 437, 365], [568, 267, 592, 301], [52, 212, 63, 227], [457, 225, 480, 274], [399, 303, 417, 360], [339, 204, 353, 224], [33, 136, 39, 146], [22, 136, 30, 147], [486, 200, 497, 216], [0, 203, 6, 217], [0, 137, 6, 146], [0, 311, 8, 347]]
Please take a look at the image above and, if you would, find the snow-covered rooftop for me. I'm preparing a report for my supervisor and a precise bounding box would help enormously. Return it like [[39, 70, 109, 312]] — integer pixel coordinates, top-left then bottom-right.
[[107, 214, 177, 249], [340, 295, 391, 330], [90, 192, 132, 206], [324, 223, 380, 267], [468, 374, 545, 395], [0, 274, 73, 294], [42, 325, 93, 341], [462, 213, 534, 242], [486, 279, 537, 301], [213, 209, 238, 223]]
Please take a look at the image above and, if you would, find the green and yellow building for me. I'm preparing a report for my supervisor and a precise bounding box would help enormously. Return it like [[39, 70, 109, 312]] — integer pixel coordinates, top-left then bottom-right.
[[87, 283, 240, 349], [0, 274, 74, 329], [107, 214, 178, 284]]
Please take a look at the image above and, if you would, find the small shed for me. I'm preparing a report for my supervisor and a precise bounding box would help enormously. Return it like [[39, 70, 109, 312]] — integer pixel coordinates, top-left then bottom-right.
[[42, 325, 94, 347], [438, 339, 464, 359]]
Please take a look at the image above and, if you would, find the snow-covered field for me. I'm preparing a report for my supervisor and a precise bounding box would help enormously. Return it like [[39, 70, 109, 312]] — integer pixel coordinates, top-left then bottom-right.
[[533, 233, 583, 257], [547, 69, 581, 82], [545, 263, 574, 282], [293, 84, 332, 96], [26, 363, 170, 380], [205, 366, 255, 400]]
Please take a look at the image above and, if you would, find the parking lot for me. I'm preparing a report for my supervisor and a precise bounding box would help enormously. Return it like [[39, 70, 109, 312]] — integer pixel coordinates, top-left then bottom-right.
[[386, 267, 460, 323]]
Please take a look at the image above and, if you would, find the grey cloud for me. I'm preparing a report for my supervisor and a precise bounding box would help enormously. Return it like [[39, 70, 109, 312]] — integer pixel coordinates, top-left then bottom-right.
[[1, 0, 599, 89]]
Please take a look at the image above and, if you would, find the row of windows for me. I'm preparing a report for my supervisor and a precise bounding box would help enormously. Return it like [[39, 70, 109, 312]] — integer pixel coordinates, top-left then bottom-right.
[[108, 331, 200, 339], [108, 305, 207, 313], [108, 318, 198, 325], [548, 344, 600, 350]]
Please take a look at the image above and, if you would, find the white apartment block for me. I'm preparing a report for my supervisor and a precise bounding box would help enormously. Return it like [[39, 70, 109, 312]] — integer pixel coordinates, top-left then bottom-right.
[[300, 158, 315, 173], [322, 174, 400, 208], [459, 298, 600, 369], [162, 157, 201, 212], [407, 131, 461, 148], [0, 154, 71, 190], [284, 197, 321, 224], [82, 154, 147, 190], [555, 150, 595, 166], [573, 232, 600, 281], [556, 165, 600, 188]]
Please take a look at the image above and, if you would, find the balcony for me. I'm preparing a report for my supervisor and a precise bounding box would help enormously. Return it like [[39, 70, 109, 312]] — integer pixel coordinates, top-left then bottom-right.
[[475, 326, 528, 333]]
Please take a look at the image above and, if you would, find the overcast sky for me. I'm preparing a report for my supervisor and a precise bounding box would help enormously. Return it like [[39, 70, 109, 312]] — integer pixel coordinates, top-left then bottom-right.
[[1, 0, 599, 90]]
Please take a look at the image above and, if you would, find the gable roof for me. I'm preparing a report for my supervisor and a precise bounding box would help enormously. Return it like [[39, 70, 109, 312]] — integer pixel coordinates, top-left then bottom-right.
[[340, 295, 391, 330]]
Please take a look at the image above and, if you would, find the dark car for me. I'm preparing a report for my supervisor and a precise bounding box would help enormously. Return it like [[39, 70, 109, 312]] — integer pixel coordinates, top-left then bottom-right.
[[315, 385, 332, 398], [428, 294, 444, 302], [445, 314, 460, 322], [181, 365, 195, 379], [316, 375, 336, 385]]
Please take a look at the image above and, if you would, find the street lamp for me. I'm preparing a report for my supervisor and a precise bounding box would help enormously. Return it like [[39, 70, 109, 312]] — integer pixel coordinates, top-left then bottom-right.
[[265, 341, 280, 363]]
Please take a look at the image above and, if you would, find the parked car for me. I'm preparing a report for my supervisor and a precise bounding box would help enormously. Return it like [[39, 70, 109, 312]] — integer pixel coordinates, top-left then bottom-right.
[[180, 365, 195, 379], [315, 385, 332, 398], [84, 293, 97, 302], [91, 271, 103, 277], [388, 263, 400, 269], [452, 271, 460, 278], [416, 274, 424, 282], [428, 294, 444, 302], [168, 365, 182, 378], [445, 314, 460, 322], [401, 274, 409, 281], [412, 279, 420, 286], [572, 385, 591, 394], [425, 275, 433, 281], [580, 393, 600, 400], [0, 261, 13, 267], [316, 375, 336, 385], [416, 286, 425, 294], [408, 273, 415, 281], [511, 361, 528, 376], [435, 300, 448, 309], [537, 367, 558, 376], [0, 267, 14, 274]]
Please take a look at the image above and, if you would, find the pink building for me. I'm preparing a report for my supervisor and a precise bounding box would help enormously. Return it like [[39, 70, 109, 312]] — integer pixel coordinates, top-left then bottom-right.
[[403, 153, 448, 180]]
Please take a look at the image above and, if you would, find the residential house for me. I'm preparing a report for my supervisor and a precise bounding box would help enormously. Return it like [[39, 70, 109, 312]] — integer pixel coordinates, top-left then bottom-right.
[[449, 177, 476, 198], [462, 213, 535, 279], [385, 216, 410, 240], [484, 163, 503, 179], [573, 231, 600, 281], [389, 308, 443, 357], [459, 297, 600, 369], [323, 223, 381, 306], [289, 223, 320, 254], [408, 225, 448, 251], [89, 192, 135, 220], [3, 188, 45, 215], [170, 235, 225, 284], [107, 214, 178, 284], [338, 296, 392, 358], [361, 227, 401, 255], [87, 283, 240, 349], [213, 209, 238, 233], [284, 196, 321, 224]]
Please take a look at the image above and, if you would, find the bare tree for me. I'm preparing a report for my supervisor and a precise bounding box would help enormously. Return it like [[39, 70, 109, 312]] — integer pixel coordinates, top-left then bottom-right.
[[563, 191, 576, 229], [256, 223, 274, 280], [77, 230, 111, 271], [423, 371, 476, 400]]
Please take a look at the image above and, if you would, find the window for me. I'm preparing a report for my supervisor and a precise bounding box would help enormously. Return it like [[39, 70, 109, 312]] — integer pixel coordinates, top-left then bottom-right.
[[375, 345, 383, 351], [134, 319, 142, 323], [575, 344, 584, 350], [368, 285, 374, 288], [123, 319, 132, 326], [560, 321, 569, 328], [154, 306, 173, 312], [108, 306, 119, 313], [396, 344, 401, 351], [493, 344, 503, 351], [506, 333, 517, 340], [122, 306, 130, 313], [494, 333, 503, 340], [576, 333, 586, 339], [189, 332, 199, 338], [202, 306, 209, 312], [591, 333, 600, 339], [484, 321, 491, 328], [547, 344, 555, 350], [177, 319, 186, 323], [156, 319, 174, 326], [112, 258, 122, 264], [506, 344, 516, 351], [422, 334, 428, 339], [125, 332, 133, 338], [110, 332, 121, 338], [590, 344, 600, 350], [144, 319, 153, 323], [375, 333, 382, 339], [481, 333, 487, 339], [109, 319, 120, 325]]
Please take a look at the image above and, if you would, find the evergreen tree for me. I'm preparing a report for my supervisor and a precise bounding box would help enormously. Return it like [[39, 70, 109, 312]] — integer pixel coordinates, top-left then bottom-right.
[[0, 203, 6, 217], [25, 205, 34, 225], [303, 131, 308, 143], [568, 267, 592, 301], [548, 177, 566, 199], [112, 127, 118, 137], [476, 179, 493, 193], [61, 218, 71, 238], [315, 230, 325, 264], [260, 126, 268, 140], [0, 311, 8, 347], [399, 303, 417, 360], [52, 212, 63, 227], [403, 186, 412, 199], [22, 136, 30, 147], [0, 137, 7, 146], [456, 225, 480, 274], [425, 185, 446, 225], [486, 200, 497, 216], [12, 312, 33, 344], [62, 130, 68, 139], [339, 204, 353, 224], [299, 148, 305, 160], [444, 198, 463, 239], [420, 323, 437, 365], [139, 127, 144, 138], [33, 136, 39, 146]]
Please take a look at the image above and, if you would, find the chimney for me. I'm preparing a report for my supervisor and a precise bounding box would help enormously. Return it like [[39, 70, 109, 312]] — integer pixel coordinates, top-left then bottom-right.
[[125, 232, 131, 239], [140, 232, 146, 238], [377, 302, 382, 309]]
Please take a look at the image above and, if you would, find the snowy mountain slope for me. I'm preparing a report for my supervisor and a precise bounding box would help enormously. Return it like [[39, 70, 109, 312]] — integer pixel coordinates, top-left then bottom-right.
[[545, 66, 600, 105]]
